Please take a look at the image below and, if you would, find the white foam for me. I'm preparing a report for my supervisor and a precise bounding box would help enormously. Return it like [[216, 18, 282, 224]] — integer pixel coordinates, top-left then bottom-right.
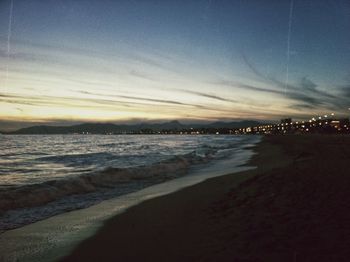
[[0, 136, 261, 262]]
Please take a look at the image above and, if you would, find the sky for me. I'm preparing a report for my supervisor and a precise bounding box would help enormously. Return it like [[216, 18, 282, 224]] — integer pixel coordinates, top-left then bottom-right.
[[0, 0, 350, 130]]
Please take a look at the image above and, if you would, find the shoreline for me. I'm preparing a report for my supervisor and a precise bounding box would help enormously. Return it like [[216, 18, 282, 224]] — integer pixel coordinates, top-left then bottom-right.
[[0, 135, 257, 232], [62, 136, 284, 261], [0, 136, 259, 262], [64, 135, 350, 261]]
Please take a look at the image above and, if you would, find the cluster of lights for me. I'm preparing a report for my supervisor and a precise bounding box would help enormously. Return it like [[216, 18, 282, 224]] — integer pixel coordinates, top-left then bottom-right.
[[235, 111, 350, 135]]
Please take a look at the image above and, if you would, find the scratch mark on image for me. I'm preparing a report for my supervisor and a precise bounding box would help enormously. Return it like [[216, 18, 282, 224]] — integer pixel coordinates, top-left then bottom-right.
[[5, 0, 14, 89], [284, 0, 294, 95]]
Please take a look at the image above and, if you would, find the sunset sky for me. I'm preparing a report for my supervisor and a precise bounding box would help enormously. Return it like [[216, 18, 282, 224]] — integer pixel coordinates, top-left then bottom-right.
[[0, 0, 349, 130]]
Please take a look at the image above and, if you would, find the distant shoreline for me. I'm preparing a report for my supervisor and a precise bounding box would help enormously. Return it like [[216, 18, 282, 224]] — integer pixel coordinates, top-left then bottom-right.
[[2, 116, 349, 135], [0, 120, 263, 135]]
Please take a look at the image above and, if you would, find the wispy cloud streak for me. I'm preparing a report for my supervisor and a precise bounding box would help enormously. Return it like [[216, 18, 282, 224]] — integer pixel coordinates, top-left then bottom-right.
[[77, 90, 189, 106], [173, 89, 237, 103], [239, 54, 340, 110]]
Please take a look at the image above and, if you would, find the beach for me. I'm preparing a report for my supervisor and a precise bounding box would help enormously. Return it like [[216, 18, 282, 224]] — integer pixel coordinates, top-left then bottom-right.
[[63, 135, 350, 261], [2, 0, 349, 261], [0, 135, 258, 261]]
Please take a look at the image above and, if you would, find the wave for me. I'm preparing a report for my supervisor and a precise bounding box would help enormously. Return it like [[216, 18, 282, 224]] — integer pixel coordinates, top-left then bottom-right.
[[0, 168, 42, 174], [0, 151, 212, 214], [34, 152, 115, 162], [98, 141, 136, 148], [0, 152, 49, 157], [201, 141, 241, 150]]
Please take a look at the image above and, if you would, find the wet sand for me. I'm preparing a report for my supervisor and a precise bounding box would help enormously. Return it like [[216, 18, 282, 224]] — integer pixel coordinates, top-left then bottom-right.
[[63, 135, 350, 261]]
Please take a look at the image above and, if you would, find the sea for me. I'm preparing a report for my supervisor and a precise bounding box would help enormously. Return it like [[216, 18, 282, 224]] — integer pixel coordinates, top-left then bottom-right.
[[0, 134, 260, 233]]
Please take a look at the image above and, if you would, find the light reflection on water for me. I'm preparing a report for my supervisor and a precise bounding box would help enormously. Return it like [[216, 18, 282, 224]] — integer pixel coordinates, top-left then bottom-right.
[[0, 134, 260, 232], [0, 134, 246, 186]]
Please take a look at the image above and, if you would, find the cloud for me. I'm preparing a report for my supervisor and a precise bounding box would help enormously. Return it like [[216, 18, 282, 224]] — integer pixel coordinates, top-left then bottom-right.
[[173, 89, 237, 103], [0, 99, 38, 106], [0, 92, 132, 109], [339, 85, 350, 97], [75, 90, 201, 107], [1, 90, 241, 116], [128, 70, 155, 81], [239, 54, 341, 110], [0, 49, 40, 63], [217, 81, 281, 95], [241, 54, 269, 81], [300, 76, 317, 90], [75, 89, 248, 114], [287, 92, 323, 106], [289, 104, 317, 110], [334, 85, 350, 110], [0, 36, 173, 74], [215, 79, 333, 109]]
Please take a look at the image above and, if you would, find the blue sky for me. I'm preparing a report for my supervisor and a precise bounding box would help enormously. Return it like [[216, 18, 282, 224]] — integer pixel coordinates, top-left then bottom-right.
[[0, 0, 349, 129]]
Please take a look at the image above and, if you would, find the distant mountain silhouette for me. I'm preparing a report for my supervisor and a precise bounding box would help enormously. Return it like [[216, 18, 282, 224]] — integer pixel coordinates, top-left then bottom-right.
[[4, 120, 262, 134]]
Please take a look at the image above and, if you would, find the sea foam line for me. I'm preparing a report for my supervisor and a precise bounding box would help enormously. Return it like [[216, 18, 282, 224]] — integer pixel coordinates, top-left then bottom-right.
[[0, 137, 261, 262]]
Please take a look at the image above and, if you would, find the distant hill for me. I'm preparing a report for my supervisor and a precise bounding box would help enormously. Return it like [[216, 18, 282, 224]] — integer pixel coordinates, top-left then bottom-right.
[[204, 120, 262, 129], [5, 120, 263, 134]]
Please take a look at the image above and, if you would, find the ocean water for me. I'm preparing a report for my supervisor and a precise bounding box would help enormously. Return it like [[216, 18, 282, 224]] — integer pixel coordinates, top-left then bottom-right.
[[0, 134, 259, 232]]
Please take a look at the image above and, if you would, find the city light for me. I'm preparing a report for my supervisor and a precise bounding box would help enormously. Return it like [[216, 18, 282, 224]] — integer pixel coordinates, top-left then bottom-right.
[[233, 111, 350, 135]]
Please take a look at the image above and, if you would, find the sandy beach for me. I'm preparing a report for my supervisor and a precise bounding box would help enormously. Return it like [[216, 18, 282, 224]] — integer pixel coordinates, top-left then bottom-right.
[[62, 135, 350, 261]]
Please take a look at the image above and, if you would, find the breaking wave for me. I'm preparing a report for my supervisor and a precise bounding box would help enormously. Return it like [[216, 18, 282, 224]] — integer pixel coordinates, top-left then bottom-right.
[[0, 151, 211, 214], [0, 134, 261, 232]]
